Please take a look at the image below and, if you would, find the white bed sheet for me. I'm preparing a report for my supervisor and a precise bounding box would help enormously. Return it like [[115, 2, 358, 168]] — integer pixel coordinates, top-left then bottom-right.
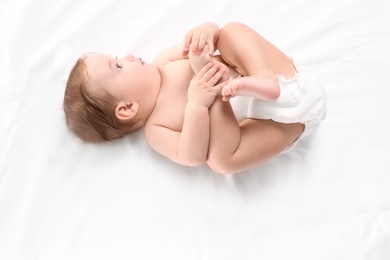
[[1, 0, 390, 259]]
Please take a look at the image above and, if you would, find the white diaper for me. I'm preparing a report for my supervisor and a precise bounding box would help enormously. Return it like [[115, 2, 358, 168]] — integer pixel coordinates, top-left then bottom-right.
[[230, 66, 327, 153]]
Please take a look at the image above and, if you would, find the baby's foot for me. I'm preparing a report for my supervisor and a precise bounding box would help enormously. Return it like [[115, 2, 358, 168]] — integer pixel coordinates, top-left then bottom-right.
[[189, 45, 230, 83], [222, 74, 280, 101], [189, 45, 214, 73]]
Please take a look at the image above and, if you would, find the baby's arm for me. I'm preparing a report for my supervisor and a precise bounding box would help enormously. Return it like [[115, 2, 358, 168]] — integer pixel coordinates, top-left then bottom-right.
[[145, 64, 227, 166], [175, 64, 226, 165], [152, 42, 189, 65], [152, 22, 219, 66]]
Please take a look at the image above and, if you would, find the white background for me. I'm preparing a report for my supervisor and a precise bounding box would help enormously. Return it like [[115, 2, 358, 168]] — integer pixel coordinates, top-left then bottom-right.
[[1, 0, 390, 259]]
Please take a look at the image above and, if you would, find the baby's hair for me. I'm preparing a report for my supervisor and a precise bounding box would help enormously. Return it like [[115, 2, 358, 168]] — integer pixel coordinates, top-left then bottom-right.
[[63, 56, 139, 142]]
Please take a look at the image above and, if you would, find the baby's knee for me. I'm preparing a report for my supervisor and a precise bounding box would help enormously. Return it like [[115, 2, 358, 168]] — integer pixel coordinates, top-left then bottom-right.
[[221, 22, 246, 31], [220, 22, 247, 37]]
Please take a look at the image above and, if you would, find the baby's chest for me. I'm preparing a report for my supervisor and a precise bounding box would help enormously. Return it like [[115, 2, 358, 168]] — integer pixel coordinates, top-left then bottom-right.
[[153, 62, 194, 131]]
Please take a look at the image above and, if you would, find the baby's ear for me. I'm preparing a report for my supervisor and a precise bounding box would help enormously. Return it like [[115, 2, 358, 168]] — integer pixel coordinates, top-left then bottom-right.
[[115, 101, 139, 120]]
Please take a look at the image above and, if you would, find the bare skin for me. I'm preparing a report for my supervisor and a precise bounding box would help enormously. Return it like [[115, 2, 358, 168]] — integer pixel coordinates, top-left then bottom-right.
[[189, 39, 281, 102], [188, 22, 304, 173], [221, 76, 280, 101], [86, 22, 304, 174]]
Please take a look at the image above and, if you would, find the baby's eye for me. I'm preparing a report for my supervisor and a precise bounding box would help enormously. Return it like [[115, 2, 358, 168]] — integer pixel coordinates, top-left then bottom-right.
[[114, 57, 122, 71]]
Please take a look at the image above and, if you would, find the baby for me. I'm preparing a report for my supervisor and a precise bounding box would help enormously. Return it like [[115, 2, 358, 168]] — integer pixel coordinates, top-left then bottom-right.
[[64, 22, 326, 174]]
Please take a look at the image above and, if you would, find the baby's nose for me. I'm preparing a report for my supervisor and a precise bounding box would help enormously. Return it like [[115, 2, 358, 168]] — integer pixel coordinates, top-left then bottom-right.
[[125, 54, 134, 61]]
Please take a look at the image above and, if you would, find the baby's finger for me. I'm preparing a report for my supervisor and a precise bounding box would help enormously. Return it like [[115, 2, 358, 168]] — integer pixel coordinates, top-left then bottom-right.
[[216, 80, 229, 89], [183, 32, 193, 53], [203, 45, 210, 55], [189, 41, 197, 55], [206, 66, 226, 85], [197, 34, 207, 54], [190, 34, 200, 54], [211, 80, 229, 98], [207, 38, 214, 55], [196, 63, 214, 79], [213, 79, 229, 93]]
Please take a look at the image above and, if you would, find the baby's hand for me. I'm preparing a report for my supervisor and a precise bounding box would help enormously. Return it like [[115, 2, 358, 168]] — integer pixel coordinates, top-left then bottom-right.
[[188, 63, 228, 108], [189, 45, 213, 74], [189, 44, 230, 84], [182, 28, 215, 57]]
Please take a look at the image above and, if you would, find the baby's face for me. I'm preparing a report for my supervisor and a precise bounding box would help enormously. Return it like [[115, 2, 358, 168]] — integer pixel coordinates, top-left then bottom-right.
[[84, 54, 159, 104]]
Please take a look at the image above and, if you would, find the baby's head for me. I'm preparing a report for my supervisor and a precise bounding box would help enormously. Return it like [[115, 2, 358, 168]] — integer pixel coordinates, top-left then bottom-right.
[[64, 53, 160, 142]]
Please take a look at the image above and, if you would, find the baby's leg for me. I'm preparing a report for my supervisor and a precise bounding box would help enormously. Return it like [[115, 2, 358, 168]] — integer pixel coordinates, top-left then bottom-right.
[[207, 97, 304, 174], [221, 76, 280, 102], [217, 22, 296, 101]]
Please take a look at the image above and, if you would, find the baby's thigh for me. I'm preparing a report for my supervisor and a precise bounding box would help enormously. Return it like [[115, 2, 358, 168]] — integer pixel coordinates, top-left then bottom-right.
[[236, 119, 304, 162]]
